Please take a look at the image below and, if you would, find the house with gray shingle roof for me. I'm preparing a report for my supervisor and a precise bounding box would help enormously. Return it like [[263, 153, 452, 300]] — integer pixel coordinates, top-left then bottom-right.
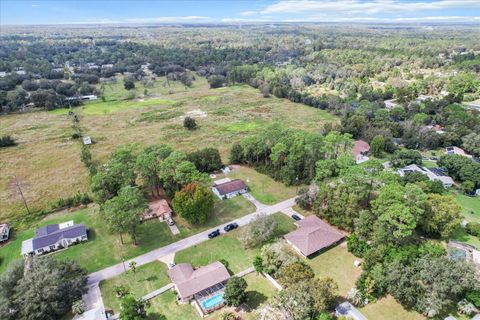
[[21, 220, 88, 256]]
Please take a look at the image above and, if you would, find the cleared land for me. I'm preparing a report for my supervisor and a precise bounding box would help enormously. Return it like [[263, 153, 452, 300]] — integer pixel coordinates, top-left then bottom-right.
[[0, 76, 337, 223], [0, 196, 255, 273]]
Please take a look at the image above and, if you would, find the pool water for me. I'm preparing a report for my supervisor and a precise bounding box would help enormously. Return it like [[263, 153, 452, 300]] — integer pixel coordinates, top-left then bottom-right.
[[202, 293, 224, 309]]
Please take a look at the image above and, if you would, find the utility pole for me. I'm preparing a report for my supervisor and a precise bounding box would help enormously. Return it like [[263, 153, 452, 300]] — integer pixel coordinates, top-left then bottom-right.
[[9, 176, 30, 214]]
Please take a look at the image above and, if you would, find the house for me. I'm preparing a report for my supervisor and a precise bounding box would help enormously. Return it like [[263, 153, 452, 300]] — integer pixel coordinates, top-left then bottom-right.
[[284, 215, 345, 257], [0, 71, 8, 77], [212, 179, 248, 200], [168, 261, 230, 314], [21, 221, 87, 256], [82, 136, 92, 145], [423, 124, 445, 134], [352, 140, 370, 164], [445, 146, 473, 159], [335, 301, 368, 320], [141, 199, 172, 221], [0, 223, 11, 242], [397, 164, 454, 188]]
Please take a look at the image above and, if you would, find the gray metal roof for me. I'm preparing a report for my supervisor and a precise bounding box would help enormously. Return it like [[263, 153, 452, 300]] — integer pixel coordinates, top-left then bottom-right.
[[32, 223, 87, 250]]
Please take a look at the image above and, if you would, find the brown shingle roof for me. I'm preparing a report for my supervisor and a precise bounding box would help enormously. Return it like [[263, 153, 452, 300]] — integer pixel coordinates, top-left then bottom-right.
[[167, 262, 230, 299], [213, 179, 247, 196], [352, 140, 370, 157], [284, 215, 344, 256], [142, 199, 172, 220]]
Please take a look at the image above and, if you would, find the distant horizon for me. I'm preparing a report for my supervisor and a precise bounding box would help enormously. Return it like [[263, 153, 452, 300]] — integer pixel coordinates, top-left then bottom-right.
[[1, 0, 479, 26]]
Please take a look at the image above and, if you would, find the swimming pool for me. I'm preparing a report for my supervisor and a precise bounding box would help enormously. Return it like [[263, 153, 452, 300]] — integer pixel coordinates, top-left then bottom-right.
[[201, 293, 224, 309]]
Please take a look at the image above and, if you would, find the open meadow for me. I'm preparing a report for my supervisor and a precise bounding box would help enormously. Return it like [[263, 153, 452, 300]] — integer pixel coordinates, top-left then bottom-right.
[[0, 76, 337, 224]]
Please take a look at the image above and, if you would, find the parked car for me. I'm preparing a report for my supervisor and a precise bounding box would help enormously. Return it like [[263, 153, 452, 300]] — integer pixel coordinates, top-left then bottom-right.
[[291, 214, 302, 221], [224, 222, 238, 232], [166, 218, 175, 226], [208, 229, 221, 239]]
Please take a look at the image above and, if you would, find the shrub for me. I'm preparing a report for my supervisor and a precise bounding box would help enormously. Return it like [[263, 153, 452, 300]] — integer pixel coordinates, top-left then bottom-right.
[[224, 276, 248, 307], [0, 135, 16, 148], [466, 290, 480, 308], [183, 116, 197, 130], [347, 234, 369, 257], [466, 222, 480, 237]]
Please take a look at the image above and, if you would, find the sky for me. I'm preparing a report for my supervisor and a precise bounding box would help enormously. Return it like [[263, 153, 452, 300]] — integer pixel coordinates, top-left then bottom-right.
[[1, 0, 480, 25]]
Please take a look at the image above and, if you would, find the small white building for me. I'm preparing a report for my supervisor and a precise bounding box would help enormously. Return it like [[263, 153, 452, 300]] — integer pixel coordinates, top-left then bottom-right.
[[397, 164, 454, 188], [66, 95, 98, 102], [212, 179, 248, 200], [82, 136, 92, 145]]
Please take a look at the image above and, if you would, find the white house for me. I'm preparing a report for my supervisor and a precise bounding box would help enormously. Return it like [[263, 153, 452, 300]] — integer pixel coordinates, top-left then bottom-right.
[[21, 221, 88, 256], [397, 164, 454, 188], [445, 146, 473, 159], [212, 179, 248, 200]]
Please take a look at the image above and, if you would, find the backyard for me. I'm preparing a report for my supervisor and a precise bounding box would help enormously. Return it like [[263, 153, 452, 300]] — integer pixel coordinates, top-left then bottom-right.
[[360, 295, 425, 320], [217, 166, 299, 205], [306, 244, 362, 296]]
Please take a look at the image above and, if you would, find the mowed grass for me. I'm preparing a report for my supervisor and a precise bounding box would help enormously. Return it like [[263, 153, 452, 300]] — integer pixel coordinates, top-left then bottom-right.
[[306, 244, 362, 296], [455, 192, 480, 222], [0, 76, 337, 223], [175, 213, 296, 274], [218, 166, 299, 205], [100, 261, 170, 313], [360, 295, 425, 320], [0, 197, 255, 274]]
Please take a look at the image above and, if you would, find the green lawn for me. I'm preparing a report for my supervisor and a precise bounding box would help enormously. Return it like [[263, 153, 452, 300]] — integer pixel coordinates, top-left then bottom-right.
[[455, 193, 480, 222], [218, 166, 299, 205], [422, 160, 438, 168], [175, 213, 296, 274], [100, 261, 170, 313], [306, 244, 362, 296], [0, 197, 255, 274], [360, 295, 425, 320]]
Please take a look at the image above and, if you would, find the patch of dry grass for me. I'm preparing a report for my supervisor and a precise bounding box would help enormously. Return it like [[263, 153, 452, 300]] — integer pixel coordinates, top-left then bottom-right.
[[0, 77, 338, 223]]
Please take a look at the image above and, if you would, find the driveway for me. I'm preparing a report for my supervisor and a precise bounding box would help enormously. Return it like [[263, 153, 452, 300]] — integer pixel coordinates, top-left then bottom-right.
[[83, 195, 297, 316], [242, 192, 268, 210], [87, 196, 296, 285]]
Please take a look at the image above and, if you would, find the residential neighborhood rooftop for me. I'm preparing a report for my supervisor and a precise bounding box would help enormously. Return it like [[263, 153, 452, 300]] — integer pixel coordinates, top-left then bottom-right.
[[167, 261, 230, 299], [284, 215, 345, 257], [212, 179, 247, 196]]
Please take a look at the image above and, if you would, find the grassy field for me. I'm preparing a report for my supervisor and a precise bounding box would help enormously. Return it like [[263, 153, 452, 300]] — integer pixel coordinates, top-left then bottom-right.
[[306, 244, 362, 296], [0, 76, 338, 223], [455, 192, 480, 222], [0, 196, 254, 274], [218, 166, 299, 204], [360, 295, 425, 320]]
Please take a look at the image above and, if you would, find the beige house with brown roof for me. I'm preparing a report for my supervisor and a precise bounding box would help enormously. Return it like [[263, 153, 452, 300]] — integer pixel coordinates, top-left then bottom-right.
[[167, 261, 230, 302], [284, 215, 345, 257]]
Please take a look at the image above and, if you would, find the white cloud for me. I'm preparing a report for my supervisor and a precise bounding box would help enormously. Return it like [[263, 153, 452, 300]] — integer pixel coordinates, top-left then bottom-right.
[[262, 0, 480, 15], [240, 11, 257, 16], [31, 4, 40, 7]]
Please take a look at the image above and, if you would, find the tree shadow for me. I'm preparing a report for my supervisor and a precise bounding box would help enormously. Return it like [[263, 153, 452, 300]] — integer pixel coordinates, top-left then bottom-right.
[[245, 290, 267, 309], [143, 275, 158, 282], [147, 312, 167, 320]]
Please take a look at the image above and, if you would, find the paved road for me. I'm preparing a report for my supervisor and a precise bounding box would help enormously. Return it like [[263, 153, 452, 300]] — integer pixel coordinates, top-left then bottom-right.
[[87, 196, 296, 285]]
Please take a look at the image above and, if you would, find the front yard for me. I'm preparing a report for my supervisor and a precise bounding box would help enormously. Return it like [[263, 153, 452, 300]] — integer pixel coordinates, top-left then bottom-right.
[[0, 196, 255, 274]]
